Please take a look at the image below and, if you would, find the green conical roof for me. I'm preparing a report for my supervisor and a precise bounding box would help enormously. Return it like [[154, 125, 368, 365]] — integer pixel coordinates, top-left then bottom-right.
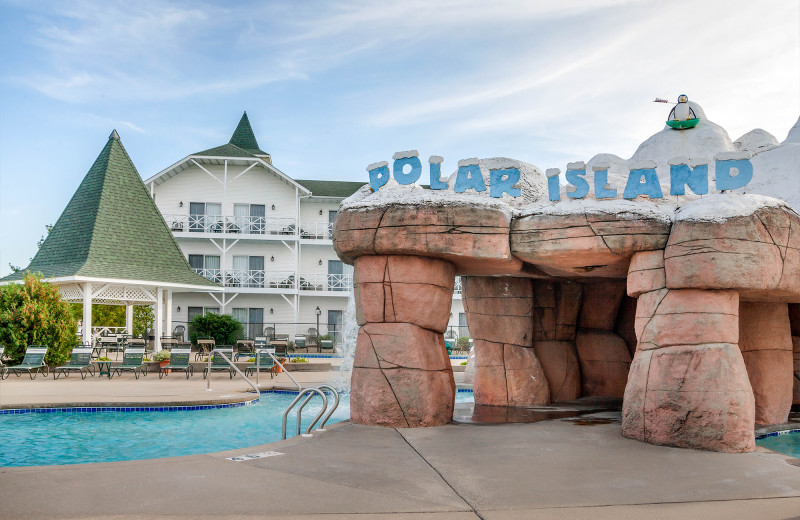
[[2, 131, 219, 288], [228, 112, 268, 155], [193, 112, 269, 158]]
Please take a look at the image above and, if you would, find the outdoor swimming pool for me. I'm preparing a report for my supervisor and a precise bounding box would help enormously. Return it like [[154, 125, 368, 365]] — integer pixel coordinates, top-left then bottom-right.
[[756, 429, 800, 458], [0, 390, 474, 467]]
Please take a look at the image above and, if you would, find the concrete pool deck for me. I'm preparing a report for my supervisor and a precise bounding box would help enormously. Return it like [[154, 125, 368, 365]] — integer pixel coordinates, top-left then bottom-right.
[[1, 377, 799, 519]]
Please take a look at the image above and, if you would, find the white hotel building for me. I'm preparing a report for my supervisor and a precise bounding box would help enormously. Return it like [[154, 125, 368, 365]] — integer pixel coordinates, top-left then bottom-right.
[[145, 113, 465, 340]]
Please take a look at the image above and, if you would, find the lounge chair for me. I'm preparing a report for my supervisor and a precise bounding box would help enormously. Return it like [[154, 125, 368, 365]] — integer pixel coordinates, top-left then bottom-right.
[[319, 339, 334, 353], [244, 349, 275, 378], [293, 335, 307, 352], [53, 347, 95, 380], [158, 348, 193, 379], [160, 337, 177, 351], [1, 345, 49, 380], [109, 347, 147, 379], [202, 347, 235, 379]]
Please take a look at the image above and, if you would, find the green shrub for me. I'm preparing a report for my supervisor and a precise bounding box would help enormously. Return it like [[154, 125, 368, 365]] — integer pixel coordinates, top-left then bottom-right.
[[456, 336, 471, 350], [153, 350, 170, 362], [460, 361, 467, 366], [189, 313, 243, 345], [0, 273, 78, 365]]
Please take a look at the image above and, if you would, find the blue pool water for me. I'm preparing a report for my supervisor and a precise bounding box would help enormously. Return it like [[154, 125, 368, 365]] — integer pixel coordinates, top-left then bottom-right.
[[0, 391, 474, 467], [756, 429, 800, 458]]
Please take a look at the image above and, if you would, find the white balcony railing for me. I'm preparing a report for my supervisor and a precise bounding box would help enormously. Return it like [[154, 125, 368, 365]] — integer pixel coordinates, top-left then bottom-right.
[[165, 214, 297, 236], [299, 221, 333, 240], [454, 276, 462, 295], [193, 269, 296, 289], [298, 273, 353, 292]]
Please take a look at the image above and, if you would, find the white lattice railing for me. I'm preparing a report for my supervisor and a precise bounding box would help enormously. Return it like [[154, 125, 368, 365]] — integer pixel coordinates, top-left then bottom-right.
[[193, 269, 296, 289], [454, 276, 462, 295], [164, 214, 297, 236], [298, 273, 353, 292], [299, 221, 333, 239]]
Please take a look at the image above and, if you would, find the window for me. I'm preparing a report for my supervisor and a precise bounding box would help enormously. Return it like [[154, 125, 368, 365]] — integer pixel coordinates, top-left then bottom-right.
[[189, 255, 220, 283], [328, 210, 338, 238], [189, 202, 221, 232], [231, 256, 264, 287], [232, 308, 264, 339], [328, 310, 343, 344]]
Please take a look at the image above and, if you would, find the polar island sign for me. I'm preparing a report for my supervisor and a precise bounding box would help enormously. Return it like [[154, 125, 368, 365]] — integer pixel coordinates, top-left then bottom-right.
[[367, 150, 754, 201]]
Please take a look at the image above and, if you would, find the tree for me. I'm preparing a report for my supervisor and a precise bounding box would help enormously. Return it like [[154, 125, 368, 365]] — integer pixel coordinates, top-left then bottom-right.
[[189, 313, 243, 345], [0, 273, 78, 365], [133, 305, 154, 336], [69, 303, 154, 336]]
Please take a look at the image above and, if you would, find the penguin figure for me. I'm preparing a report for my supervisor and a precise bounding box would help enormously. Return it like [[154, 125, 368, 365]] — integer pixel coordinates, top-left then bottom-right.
[[668, 94, 696, 121]]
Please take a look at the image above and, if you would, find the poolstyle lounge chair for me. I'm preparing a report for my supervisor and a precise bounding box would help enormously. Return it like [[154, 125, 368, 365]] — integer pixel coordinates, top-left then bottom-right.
[[244, 349, 275, 378], [235, 340, 254, 361], [1, 345, 49, 380], [158, 347, 193, 379], [202, 347, 235, 379], [53, 347, 95, 380], [109, 347, 147, 379]]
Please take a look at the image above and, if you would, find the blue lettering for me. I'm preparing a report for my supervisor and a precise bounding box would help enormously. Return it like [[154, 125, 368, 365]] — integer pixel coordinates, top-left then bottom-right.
[[546, 170, 561, 201], [429, 159, 448, 190], [489, 168, 521, 198], [393, 156, 422, 185], [624, 168, 663, 199], [454, 164, 486, 193], [368, 164, 390, 192], [565, 168, 590, 199], [715, 159, 753, 191], [593, 169, 617, 199], [669, 163, 708, 195]]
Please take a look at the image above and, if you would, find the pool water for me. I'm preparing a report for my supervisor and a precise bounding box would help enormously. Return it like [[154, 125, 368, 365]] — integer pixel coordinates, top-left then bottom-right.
[[0, 391, 474, 467], [756, 430, 800, 458]]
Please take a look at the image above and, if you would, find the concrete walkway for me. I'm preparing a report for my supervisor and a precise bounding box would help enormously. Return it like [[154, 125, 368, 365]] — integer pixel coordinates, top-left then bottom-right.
[[1, 401, 799, 519]]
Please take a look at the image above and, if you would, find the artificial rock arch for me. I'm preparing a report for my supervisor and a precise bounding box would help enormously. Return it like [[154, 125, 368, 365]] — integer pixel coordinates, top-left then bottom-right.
[[334, 191, 800, 453]]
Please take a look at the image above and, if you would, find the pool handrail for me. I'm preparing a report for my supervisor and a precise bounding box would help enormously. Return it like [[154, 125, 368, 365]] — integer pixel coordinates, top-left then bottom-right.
[[266, 351, 301, 391], [314, 384, 341, 431], [205, 348, 260, 396], [281, 387, 331, 440]]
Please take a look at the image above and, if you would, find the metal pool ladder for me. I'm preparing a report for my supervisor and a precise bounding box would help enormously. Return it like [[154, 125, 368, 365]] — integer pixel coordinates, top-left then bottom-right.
[[281, 384, 340, 440]]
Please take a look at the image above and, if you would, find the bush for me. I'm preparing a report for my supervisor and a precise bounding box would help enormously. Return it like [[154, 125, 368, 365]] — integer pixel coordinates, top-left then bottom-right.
[[0, 273, 78, 365], [153, 350, 170, 362], [456, 336, 471, 350], [189, 313, 243, 345]]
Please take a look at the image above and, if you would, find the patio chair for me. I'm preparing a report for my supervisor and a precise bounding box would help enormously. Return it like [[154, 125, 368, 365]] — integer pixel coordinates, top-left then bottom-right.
[[235, 340, 254, 361], [109, 347, 147, 379], [319, 339, 334, 353], [0, 344, 6, 367], [53, 346, 95, 380], [172, 325, 186, 341], [202, 347, 235, 379], [158, 347, 194, 379], [293, 335, 307, 352], [1, 345, 49, 380], [264, 327, 275, 342], [244, 349, 275, 378], [195, 338, 215, 361]]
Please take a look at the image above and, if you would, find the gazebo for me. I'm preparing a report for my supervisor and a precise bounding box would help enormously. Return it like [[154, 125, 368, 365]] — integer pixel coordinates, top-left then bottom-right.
[[1, 130, 221, 350]]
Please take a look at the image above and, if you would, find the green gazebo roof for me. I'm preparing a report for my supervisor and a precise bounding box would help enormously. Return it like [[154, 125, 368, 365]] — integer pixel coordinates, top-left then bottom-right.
[[195, 112, 269, 158], [2, 131, 219, 288]]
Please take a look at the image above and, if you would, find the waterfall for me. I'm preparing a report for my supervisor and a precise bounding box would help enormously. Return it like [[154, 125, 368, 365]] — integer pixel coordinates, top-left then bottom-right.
[[332, 289, 358, 392]]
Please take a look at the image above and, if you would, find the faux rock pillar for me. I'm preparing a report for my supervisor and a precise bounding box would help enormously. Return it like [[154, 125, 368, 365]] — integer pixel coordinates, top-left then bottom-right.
[[351, 255, 456, 427], [463, 277, 550, 407], [622, 251, 756, 452], [738, 302, 793, 425]]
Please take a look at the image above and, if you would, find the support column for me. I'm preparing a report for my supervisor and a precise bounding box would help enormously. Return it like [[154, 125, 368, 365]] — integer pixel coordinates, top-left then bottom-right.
[[125, 304, 133, 335], [351, 255, 456, 427], [165, 290, 173, 346], [154, 288, 164, 352], [82, 282, 93, 346], [622, 251, 755, 452], [463, 276, 550, 407]]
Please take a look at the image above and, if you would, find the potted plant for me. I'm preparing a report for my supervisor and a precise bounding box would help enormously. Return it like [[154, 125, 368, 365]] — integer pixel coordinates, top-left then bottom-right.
[[153, 350, 170, 368]]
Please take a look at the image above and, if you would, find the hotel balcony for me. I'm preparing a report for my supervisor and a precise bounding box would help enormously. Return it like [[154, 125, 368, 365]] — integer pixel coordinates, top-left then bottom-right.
[[164, 215, 333, 241], [192, 269, 463, 296]]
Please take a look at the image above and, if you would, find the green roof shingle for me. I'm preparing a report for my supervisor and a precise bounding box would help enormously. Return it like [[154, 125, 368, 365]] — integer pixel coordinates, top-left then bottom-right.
[[2, 131, 219, 288], [229, 112, 268, 156], [295, 179, 366, 198]]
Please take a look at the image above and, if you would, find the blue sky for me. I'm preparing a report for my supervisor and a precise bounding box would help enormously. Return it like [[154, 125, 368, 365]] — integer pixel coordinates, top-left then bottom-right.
[[1, 0, 798, 274]]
